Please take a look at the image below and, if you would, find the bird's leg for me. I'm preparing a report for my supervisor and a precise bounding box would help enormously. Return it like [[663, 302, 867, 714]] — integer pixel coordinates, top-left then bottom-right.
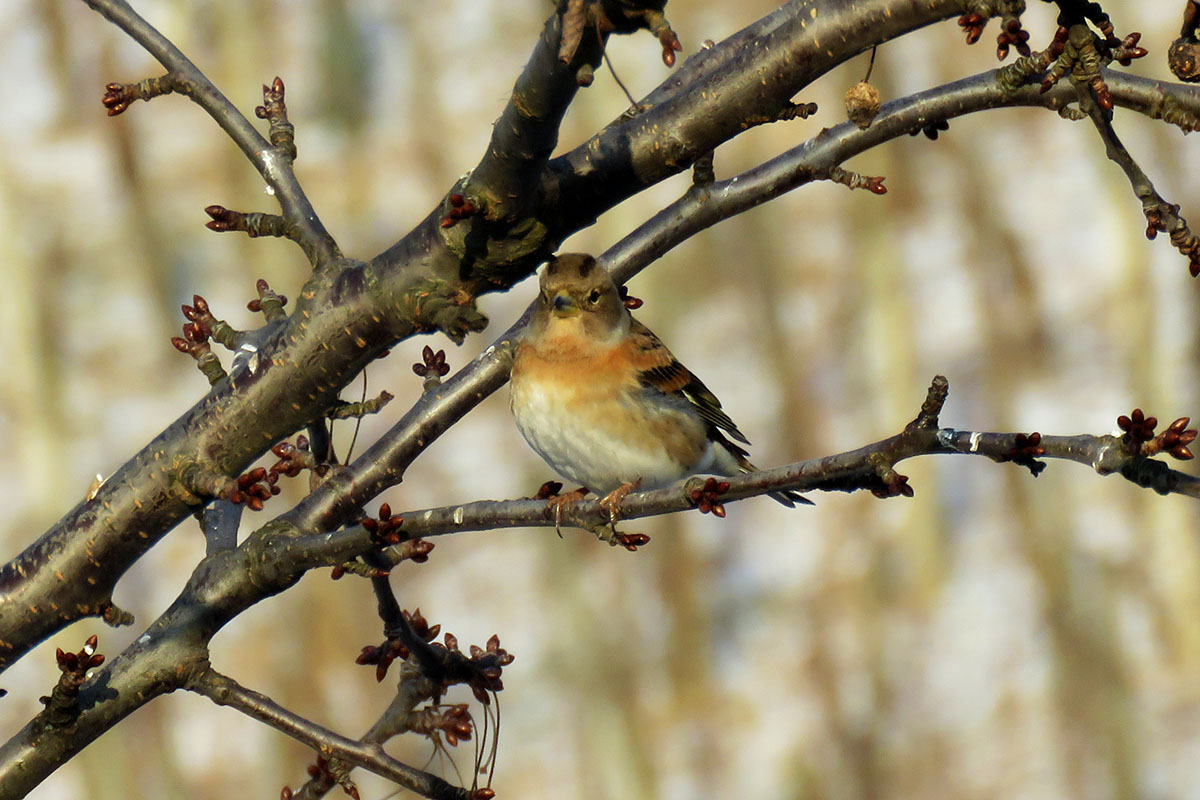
[[598, 479, 641, 529], [543, 485, 589, 537]]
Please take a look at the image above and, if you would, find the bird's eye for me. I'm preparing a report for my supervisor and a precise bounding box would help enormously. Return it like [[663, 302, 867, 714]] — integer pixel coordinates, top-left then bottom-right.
[[587, 289, 602, 305]]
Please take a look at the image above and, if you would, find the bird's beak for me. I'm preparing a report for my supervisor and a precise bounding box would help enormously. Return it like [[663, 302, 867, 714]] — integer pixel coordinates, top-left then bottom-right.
[[550, 291, 579, 317]]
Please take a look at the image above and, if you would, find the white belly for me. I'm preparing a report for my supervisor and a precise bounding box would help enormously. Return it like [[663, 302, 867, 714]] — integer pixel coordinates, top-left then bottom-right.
[[511, 380, 714, 492]]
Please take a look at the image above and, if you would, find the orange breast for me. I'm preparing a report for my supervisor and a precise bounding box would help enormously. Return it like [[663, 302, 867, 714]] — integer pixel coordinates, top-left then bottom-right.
[[512, 331, 707, 477]]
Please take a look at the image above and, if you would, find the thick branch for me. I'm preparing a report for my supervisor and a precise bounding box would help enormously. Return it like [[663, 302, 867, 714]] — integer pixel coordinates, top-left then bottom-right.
[[0, 520, 374, 797], [539, 0, 965, 227], [0, 3, 984, 671], [6, 0, 1199, 676], [286, 67, 1200, 536]]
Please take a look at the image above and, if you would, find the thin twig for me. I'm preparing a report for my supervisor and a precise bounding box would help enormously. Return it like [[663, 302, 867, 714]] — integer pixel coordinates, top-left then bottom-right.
[[81, 0, 339, 267], [863, 45, 878, 82]]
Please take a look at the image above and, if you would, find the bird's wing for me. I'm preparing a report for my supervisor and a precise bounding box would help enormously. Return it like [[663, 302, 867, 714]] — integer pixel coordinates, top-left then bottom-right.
[[628, 318, 751, 445]]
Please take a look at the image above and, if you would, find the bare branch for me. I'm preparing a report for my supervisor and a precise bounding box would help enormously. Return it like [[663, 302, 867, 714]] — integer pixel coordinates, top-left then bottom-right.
[[1081, 97, 1200, 275], [188, 669, 468, 800], [6, 0, 1199, 681], [385, 383, 1200, 542], [268, 67, 1200, 540], [81, 0, 339, 266]]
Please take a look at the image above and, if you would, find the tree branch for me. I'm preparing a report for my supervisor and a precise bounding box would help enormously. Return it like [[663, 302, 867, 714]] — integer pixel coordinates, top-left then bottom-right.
[[82, 0, 339, 267], [0, 518, 375, 796], [281, 67, 1200, 537], [5, 0, 1199, 677], [384, 379, 1200, 542], [188, 669, 467, 800]]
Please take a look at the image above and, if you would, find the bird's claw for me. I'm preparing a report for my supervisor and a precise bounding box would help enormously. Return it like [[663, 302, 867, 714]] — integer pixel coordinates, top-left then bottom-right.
[[544, 485, 588, 537], [598, 479, 641, 529]]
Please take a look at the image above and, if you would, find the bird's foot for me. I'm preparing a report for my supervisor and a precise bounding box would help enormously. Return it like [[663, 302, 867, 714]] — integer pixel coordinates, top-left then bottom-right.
[[598, 479, 641, 529], [541, 484, 589, 537]]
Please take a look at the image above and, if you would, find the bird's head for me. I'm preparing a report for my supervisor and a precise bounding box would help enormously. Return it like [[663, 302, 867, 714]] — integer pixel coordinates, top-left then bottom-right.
[[534, 253, 628, 341]]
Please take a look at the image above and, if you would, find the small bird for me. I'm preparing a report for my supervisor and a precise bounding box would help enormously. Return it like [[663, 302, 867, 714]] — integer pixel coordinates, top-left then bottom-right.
[[509, 252, 808, 525]]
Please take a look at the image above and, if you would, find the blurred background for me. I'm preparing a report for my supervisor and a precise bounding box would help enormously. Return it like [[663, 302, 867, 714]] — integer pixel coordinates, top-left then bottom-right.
[[2, 1, 1199, 798]]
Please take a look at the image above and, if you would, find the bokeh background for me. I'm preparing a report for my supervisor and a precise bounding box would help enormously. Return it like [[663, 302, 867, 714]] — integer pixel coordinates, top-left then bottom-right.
[[2, 1, 1200, 798]]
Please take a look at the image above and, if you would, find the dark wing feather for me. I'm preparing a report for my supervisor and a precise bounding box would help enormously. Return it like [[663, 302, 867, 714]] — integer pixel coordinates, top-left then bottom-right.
[[629, 319, 812, 507], [629, 319, 751, 445]]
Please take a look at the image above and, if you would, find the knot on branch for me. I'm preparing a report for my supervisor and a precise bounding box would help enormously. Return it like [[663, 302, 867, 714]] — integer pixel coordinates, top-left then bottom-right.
[[437, 181, 553, 291], [406, 280, 489, 344], [327, 390, 395, 421], [443, 211, 552, 286], [1037, 19, 1145, 111], [173, 461, 280, 510]]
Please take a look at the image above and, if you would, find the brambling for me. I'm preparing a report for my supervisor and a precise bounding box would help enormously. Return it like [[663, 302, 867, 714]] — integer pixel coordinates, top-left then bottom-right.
[[509, 252, 808, 525]]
